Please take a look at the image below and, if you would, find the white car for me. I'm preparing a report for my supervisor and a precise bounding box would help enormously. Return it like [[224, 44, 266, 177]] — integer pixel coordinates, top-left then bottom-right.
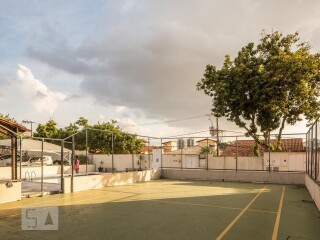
[[27, 156, 53, 166]]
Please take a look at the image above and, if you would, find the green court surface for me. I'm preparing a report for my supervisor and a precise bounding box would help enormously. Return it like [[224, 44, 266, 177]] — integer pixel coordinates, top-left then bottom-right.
[[0, 180, 319, 240]]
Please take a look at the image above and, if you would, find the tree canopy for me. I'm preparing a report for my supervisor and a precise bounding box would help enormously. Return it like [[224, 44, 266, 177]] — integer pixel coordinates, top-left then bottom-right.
[[197, 31, 320, 155], [35, 118, 143, 154]]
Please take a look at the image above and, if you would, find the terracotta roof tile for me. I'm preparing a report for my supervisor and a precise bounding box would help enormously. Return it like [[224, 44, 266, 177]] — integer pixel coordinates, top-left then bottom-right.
[[0, 117, 29, 133], [221, 138, 304, 157]]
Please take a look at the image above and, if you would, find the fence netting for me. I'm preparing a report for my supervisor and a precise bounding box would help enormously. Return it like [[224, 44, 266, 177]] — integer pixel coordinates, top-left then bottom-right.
[[306, 119, 320, 182], [0, 135, 14, 180], [0, 126, 309, 197], [161, 134, 306, 172]]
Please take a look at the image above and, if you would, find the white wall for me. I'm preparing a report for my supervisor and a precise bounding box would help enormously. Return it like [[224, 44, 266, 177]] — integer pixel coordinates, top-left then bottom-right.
[[305, 174, 320, 211], [0, 165, 96, 180], [162, 169, 305, 185], [63, 169, 161, 193], [0, 181, 21, 203], [162, 154, 182, 168], [263, 152, 306, 171], [91, 154, 148, 171], [90, 152, 306, 172]]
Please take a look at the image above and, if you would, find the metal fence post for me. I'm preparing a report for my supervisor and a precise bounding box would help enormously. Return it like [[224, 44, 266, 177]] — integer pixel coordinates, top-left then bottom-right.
[[86, 129, 88, 175], [111, 133, 114, 172], [306, 132, 308, 174], [71, 136, 75, 193], [311, 127, 314, 178], [11, 136, 18, 180], [19, 136, 22, 180], [41, 138, 44, 196], [132, 152, 134, 170], [61, 140, 64, 193], [268, 132, 271, 172], [236, 136, 238, 171], [180, 144, 183, 170], [148, 137, 150, 169], [316, 121, 318, 180], [206, 138, 209, 171], [160, 138, 163, 170]]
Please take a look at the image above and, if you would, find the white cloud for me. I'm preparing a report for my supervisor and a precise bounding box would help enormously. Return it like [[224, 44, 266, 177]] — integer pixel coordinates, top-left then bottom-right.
[[115, 106, 125, 113], [17, 64, 66, 114]]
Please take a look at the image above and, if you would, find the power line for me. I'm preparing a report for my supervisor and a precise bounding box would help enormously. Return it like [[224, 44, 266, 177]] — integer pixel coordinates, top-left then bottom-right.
[[162, 128, 249, 138], [135, 114, 210, 126], [164, 130, 210, 138]]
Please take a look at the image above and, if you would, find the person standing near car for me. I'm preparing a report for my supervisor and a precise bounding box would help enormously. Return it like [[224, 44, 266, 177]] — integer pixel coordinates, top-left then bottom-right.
[[75, 156, 80, 174]]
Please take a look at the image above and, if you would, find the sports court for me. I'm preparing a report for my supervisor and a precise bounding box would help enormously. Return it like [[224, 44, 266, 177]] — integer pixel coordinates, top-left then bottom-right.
[[0, 179, 319, 240]]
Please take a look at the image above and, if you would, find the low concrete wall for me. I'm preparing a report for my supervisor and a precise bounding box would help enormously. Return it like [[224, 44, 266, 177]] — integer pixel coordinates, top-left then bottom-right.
[[305, 174, 320, 211], [162, 169, 305, 185], [0, 181, 21, 204], [63, 169, 161, 193], [0, 165, 96, 179], [91, 154, 151, 171]]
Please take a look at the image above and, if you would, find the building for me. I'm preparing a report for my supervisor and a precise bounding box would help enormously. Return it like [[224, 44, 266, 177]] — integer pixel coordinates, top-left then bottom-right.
[[221, 139, 304, 157], [196, 139, 217, 148], [163, 141, 175, 153], [165, 138, 217, 155], [221, 138, 305, 171]]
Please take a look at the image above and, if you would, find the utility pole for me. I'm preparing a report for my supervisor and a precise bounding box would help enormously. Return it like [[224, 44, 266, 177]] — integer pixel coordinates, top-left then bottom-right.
[[22, 120, 35, 137], [208, 114, 220, 157], [216, 117, 220, 156]]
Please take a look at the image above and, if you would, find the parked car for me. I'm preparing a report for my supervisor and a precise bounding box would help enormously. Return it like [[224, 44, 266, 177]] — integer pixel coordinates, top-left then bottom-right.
[[26, 156, 53, 166]]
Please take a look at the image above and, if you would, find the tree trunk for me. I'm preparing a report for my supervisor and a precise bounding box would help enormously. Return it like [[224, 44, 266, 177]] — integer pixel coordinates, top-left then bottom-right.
[[276, 117, 287, 150]]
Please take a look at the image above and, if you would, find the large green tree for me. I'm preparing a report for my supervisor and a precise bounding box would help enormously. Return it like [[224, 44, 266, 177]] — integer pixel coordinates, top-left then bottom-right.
[[35, 118, 142, 154], [35, 119, 58, 139], [197, 31, 320, 154]]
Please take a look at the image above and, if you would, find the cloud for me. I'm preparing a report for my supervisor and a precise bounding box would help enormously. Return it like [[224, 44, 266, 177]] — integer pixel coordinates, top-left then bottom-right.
[[17, 64, 66, 114], [0, 72, 8, 99], [25, 0, 320, 129], [115, 106, 125, 113]]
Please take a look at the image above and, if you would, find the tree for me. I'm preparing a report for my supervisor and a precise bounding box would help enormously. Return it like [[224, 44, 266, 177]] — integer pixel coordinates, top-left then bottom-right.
[[88, 121, 142, 154], [34, 117, 143, 154], [200, 146, 216, 156], [197, 31, 320, 155], [35, 119, 58, 138]]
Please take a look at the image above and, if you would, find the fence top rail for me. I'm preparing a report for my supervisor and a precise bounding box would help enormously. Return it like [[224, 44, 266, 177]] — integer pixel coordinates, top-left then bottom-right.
[[63, 129, 86, 141], [30, 126, 308, 143], [27, 137, 64, 141], [85, 127, 161, 139], [161, 133, 307, 139]]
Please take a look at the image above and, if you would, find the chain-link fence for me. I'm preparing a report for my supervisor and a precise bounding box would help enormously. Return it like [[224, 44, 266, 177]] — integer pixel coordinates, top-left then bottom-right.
[[160, 134, 306, 172], [306, 118, 320, 182], [0, 125, 308, 197], [0, 135, 20, 180], [84, 129, 154, 173]]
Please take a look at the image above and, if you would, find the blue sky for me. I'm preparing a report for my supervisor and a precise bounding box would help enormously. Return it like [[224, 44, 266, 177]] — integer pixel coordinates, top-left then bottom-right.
[[0, 0, 320, 138]]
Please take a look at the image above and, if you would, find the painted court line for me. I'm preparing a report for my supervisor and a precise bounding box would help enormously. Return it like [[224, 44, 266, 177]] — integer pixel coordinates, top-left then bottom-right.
[[215, 185, 268, 240], [149, 199, 277, 214], [2, 191, 130, 219], [272, 186, 285, 240]]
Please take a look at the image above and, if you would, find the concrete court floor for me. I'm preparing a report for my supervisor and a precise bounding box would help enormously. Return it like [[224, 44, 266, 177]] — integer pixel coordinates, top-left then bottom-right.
[[0, 180, 319, 240]]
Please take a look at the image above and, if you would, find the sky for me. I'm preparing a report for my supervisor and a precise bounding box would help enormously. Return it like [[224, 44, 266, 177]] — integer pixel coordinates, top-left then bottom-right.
[[0, 0, 320, 139]]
